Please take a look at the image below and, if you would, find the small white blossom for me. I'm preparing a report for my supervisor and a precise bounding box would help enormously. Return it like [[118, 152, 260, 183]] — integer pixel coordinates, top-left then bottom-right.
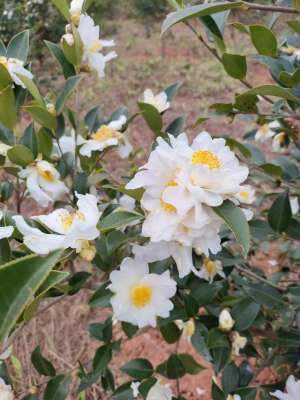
[[231, 331, 247, 356], [79, 115, 131, 158], [0, 378, 13, 400], [235, 185, 256, 205], [272, 132, 287, 152], [69, 0, 84, 22], [219, 309, 235, 332], [78, 15, 117, 79], [0, 56, 33, 88], [175, 319, 195, 341], [13, 193, 101, 255], [19, 159, 68, 207], [62, 33, 74, 46], [146, 381, 173, 400], [270, 375, 300, 400], [109, 257, 177, 328], [198, 258, 225, 283], [131, 381, 141, 398], [290, 196, 299, 215], [142, 89, 170, 113], [255, 121, 280, 142]]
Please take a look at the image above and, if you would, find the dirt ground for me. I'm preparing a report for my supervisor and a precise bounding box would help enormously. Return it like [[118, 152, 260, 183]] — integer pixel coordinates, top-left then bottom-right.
[[9, 15, 277, 399]]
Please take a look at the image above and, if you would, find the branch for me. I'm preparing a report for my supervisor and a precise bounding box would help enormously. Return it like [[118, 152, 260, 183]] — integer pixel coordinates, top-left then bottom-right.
[[244, 1, 300, 14]]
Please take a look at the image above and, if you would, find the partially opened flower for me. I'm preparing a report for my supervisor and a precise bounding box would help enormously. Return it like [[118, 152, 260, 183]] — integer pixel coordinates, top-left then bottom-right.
[[0, 211, 14, 240], [131, 381, 141, 398], [272, 132, 287, 152], [142, 89, 170, 113], [235, 185, 256, 205], [175, 319, 196, 341], [79, 115, 130, 158], [0, 378, 14, 400], [55, 130, 85, 156], [109, 257, 177, 328], [199, 257, 225, 283], [0, 56, 33, 88], [255, 121, 280, 142], [270, 375, 300, 400], [219, 309, 235, 332], [290, 196, 299, 215], [78, 15, 117, 79], [19, 159, 68, 207], [13, 193, 101, 255], [231, 331, 247, 356], [69, 0, 84, 23]]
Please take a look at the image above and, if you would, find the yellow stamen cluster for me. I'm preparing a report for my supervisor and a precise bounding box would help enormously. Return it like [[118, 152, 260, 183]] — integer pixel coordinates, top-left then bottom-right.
[[239, 191, 250, 201], [192, 150, 220, 169], [160, 199, 177, 213], [80, 240, 96, 261], [37, 168, 55, 183], [204, 258, 217, 276], [259, 124, 269, 135], [61, 211, 86, 232], [89, 40, 103, 53], [131, 285, 153, 308], [91, 125, 121, 142]]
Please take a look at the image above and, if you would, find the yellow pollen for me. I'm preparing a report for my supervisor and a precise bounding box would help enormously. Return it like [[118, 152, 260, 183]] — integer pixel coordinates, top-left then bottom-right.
[[204, 258, 217, 275], [167, 179, 178, 187], [89, 40, 103, 53], [61, 214, 74, 232], [259, 124, 269, 135], [37, 168, 55, 182], [239, 191, 249, 200], [76, 211, 86, 221], [192, 150, 220, 169], [186, 320, 196, 337], [131, 285, 153, 308], [160, 198, 177, 213], [91, 125, 121, 142]]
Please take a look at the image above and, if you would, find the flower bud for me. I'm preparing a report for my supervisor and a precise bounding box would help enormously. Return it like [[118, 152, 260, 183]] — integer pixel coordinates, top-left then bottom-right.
[[219, 309, 235, 332], [46, 103, 56, 115], [231, 331, 247, 356], [0, 378, 14, 400], [62, 33, 74, 47], [80, 240, 96, 262]]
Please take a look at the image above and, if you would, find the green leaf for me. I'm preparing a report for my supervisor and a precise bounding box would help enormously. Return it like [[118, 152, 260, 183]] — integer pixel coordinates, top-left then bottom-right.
[[285, 218, 300, 240], [0, 85, 17, 130], [280, 69, 300, 88], [288, 20, 300, 35], [24, 102, 57, 130], [166, 115, 186, 137], [249, 25, 277, 57], [231, 298, 260, 331], [268, 191, 292, 232], [6, 30, 30, 63], [138, 102, 163, 135], [121, 358, 154, 380], [164, 81, 182, 101], [21, 123, 38, 158], [177, 354, 204, 375], [236, 85, 300, 104], [247, 283, 283, 307], [44, 374, 71, 400], [45, 41, 76, 79], [0, 251, 62, 343], [37, 128, 53, 157], [0, 39, 6, 56], [161, 2, 243, 34], [89, 283, 112, 308], [62, 26, 83, 66], [56, 75, 81, 114], [17, 75, 44, 106], [51, 0, 70, 20], [112, 382, 134, 400], [99, 211, 143, 232], [31, 346, 56, 377], [121, 322, 138, 339], [93, 345, 112, 373], [7, 144, 34, 167], [208, 328, 230, 349], [160, 322, 182, 344], [222, 53, 247, 79], [0, 64, 12, 90], [212, 381, 226, 400], [88, 318, 112, 343], [222, 362, 239, 394], [166, 353, 185, 379], [213, 200, 250, 256]]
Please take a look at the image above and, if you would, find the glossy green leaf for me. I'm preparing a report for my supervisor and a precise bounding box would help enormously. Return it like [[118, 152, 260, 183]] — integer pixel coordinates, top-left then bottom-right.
[[17, 75, 44, 106], [280, 69, 300, 88], [177, 354, 204, 375], [231, 298, 260, 331], [21, 123, 38, 158], [236, 85, 300, 104], [99, 211, 143, 232], [31, 346, 56, 377], [222, 53, 247, 79], [0, 85, 17, 130], [138, 102, 163, 135], [56, 75, 81, 113], [166, 115, 186, 137], [93, 345, 112, 373], [6, 30, 30, 62], [45, 41, 76, 79], [7, 144, 34, 166], [268, 191, 292, 232], [166, 353, 185, 379], [160, 322, 182, 344], [44, 374, 71, 400], [287, 20, 300, 35], [213, 200, 250, 256], [37, 128, 53, 157], [222, 362, 239, 394], [24, 102, 57, 129], [121, 358, 154, 380], [164, 81, 182, 101], [51, 0, 70, 20], [0, 251, 62, 343], [250, 24, 277, 56], [161, 2, 243, 34], [0, 64, 12, 90]]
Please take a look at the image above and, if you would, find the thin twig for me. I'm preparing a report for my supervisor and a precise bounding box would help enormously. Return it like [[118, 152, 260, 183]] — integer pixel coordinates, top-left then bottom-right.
[[235, 264, 286, 292], [244, 1, 300, 14]]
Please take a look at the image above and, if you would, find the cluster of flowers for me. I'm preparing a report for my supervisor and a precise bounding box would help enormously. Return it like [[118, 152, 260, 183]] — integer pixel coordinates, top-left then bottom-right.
[[254, 120, 288, 152]]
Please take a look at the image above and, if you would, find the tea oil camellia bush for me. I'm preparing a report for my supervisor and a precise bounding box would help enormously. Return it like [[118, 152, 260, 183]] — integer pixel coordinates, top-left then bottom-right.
[[2, 0, 300, 399]]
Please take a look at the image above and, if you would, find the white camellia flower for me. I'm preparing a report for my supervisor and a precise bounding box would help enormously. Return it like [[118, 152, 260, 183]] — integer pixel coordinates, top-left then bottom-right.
[[142, 89, 170, 113], [13, 193, 101, 255], [109, 257, 177, 328], [231, 331, 247, 356], [131, 381, 141, 398], [54, 130, 85, 156], [19, 159, 68, 207], [270, 375, 300, 400], [78, 15, 117, 79], [219, 309, 235, 332], [69, 0, 84, 22], [272, 132, 287, 152], [0, 143, 12, 156], [146, 381, 173, 400], [0, 211, 14, 240], [0, 378, 13, 400], [79, 115, 131, 158], [290, 196, 299, 215], [175, 319, 195, 341], [198, 258, 225, 283], [235, 185, 256, 205], [255, 121, 280, 142], [0, 56, 33, 88]]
